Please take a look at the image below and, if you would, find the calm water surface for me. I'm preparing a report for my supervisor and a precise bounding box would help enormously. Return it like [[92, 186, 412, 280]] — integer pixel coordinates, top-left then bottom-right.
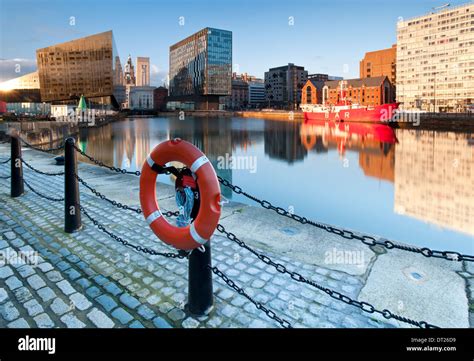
[[76, 117, 474, 254]]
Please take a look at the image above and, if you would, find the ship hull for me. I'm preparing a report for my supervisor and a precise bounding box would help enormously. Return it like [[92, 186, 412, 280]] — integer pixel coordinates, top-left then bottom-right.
[[304, 103, 399, 123]]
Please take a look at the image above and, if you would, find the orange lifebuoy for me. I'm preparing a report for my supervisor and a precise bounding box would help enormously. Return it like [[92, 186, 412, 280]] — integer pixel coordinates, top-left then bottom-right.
[[139, 139, 221, 250]]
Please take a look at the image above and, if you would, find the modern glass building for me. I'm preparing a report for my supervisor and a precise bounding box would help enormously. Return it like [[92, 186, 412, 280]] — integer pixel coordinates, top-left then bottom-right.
[[36, 30, 125, 108], [0, 71, 42, 104], [169, 27, 232, 110]]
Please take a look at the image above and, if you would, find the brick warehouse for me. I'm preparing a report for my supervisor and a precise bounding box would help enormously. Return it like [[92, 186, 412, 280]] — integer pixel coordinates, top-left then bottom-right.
[[301, 76, 395, 107], [360, 45, 397, 85]]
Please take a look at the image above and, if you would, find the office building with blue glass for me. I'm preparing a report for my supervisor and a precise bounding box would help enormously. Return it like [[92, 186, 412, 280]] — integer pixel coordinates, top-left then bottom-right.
[[169, 27, 232, 110]]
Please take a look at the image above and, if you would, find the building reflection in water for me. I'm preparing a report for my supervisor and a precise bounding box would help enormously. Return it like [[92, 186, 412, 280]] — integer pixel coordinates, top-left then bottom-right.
[[264, 121, 307, 163], [394, 130, 474, 236], [76, 117, 473, 238], [299, 121, 396, 182]]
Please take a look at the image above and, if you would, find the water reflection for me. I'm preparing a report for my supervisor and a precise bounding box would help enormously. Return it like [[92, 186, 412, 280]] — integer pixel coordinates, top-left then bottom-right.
[[76, 116, 474, 253], [394, 130, 474, 236]]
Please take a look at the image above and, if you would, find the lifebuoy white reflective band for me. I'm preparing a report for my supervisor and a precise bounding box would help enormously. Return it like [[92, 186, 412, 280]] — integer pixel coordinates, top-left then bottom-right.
[[146, 210, 162, 225], [189, 223, 208, 245], [190, 156, 209, 173], [146, 155, 155, 168]]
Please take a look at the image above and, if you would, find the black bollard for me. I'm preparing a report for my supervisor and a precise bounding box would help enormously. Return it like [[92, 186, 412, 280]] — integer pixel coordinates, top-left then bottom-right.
[[64, 137, 81, 233], [10, 136, 24, 197], [186, 241, 213, 316]]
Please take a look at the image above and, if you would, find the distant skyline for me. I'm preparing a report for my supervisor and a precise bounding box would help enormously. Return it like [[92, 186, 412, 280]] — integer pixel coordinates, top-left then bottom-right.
[[0, 0, 471, 85]]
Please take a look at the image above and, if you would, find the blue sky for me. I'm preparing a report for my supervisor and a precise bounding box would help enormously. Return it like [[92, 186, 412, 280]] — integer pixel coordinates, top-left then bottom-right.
[[0, 0, 470, 84]]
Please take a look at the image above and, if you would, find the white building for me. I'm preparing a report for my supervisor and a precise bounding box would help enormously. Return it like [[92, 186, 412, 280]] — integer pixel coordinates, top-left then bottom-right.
[[396, 2, 474, 112], [129, 86, 154, 110]]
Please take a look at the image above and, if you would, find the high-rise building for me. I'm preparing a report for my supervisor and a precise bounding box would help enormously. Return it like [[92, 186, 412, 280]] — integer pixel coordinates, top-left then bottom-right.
[[360, 45, 397, 85], [36, 30, 125, 108], [169, 27, 232, 110], [136, 57, 150, 86], [264, 63, 308, 109], [396, 3, 474, 112]]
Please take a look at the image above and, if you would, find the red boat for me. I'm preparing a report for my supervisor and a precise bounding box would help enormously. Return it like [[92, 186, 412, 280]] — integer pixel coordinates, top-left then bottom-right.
[[301, 80, 399, 123]]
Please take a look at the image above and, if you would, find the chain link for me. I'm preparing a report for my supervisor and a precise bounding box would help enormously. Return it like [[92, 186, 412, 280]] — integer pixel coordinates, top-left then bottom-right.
[[216, 223, 438, 329], [75, 172, 180, 217], [208, 265, 292, 328], [218, 176, 474, 263], [18, 136, 65, 153], [80, 204, 186, 259], [75, 173, 142, 213], [23, 179, 65, 202], [21, 158, 64, 176], [73, 144, 141, 176]]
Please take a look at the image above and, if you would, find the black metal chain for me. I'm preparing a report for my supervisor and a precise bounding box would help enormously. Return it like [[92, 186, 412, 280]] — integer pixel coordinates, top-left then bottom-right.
[[74, 172, 180, 217], [23, 179, 65, 202], [21, 158, 64, 176], [75, 173, 142, 214], [217, 176, 474, 263], [80, 204, 186, 259], [0, 175, 10, 179], [72, 144, 141, 176], [72, 144, 184, 177], [216, 223, 438, 329], [18, 136, 65, 153], [208, 265, 292, 328], [0, 158, 10, 164]]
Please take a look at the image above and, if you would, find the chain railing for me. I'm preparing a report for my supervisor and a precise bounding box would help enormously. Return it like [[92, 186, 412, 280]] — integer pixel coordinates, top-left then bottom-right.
[[217, 176, 474, 263], [0, 158, 10, 164], [21, 158, 64, 176], [0, 139, 458, 329], [0, 157, 295, 328], [75, 172, 180, 217], [208, 265, 293, 328], [215, 223, 438, 329], [23, 178, 65, 202], [73, 144, 141, 176], [80, 204, 187, 259], [18, 136, 65, 153]]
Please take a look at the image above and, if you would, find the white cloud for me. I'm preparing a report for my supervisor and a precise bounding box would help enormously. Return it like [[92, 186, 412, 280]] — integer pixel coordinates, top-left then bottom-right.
[[0, 58, 37, 82], [150, 63, 168, 87]]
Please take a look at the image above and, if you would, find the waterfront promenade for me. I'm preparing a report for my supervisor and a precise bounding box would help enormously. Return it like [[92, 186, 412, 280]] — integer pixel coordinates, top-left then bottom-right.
[[0, 142, 472, 328]]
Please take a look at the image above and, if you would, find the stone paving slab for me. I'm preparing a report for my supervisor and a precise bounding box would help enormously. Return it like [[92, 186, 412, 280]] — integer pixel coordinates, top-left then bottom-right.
[[0, 143, 472, 328]]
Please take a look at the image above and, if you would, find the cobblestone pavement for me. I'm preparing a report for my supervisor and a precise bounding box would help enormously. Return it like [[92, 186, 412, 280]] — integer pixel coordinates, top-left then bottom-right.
[[0, 144, 472, 328]]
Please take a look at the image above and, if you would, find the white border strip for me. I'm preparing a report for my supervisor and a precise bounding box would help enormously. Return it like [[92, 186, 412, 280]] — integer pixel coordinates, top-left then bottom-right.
[[190, 223, 208, 245], [146, 155, 155, 168], [146, 210, 162, 225], [190, 156, 209, 173]]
